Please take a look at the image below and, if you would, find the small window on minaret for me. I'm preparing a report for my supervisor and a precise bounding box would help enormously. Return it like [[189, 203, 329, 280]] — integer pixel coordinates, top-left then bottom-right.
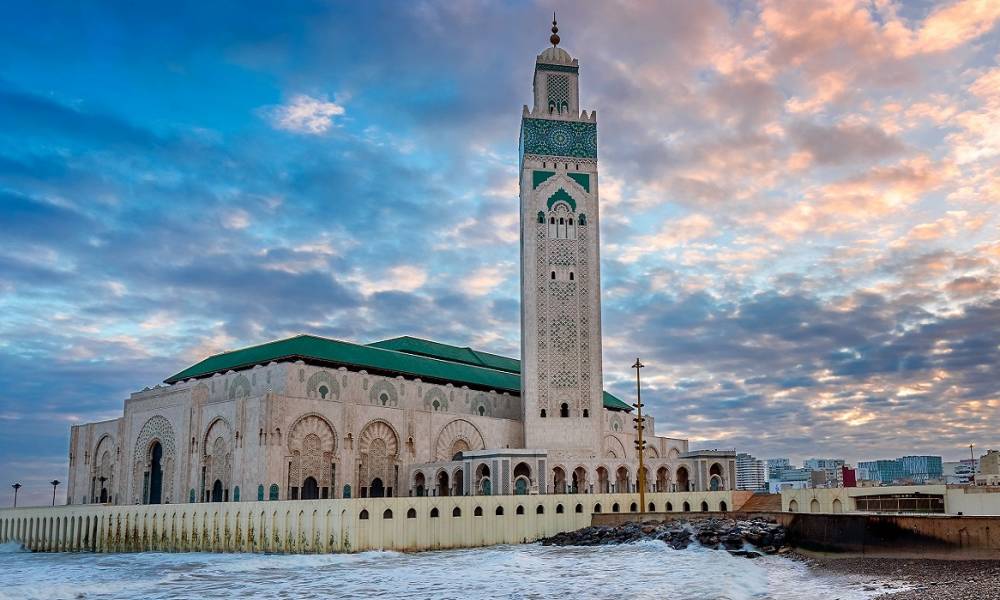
[[550, 217, 555, 224], [583, 409, 589, 417], [559, 217, 564, 225], [569, 272, 574, 281], [569, 218, 573, 225], [560, 403, 569, 418], [551, 271, 555, 280], [540, 409, 546, 418]]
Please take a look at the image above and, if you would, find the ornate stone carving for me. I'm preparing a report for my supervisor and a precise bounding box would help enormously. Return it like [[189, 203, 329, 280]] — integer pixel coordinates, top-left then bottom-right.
[[423, 387, 448, 411], [203, 418, 233, 494], [358, 420, 399, 492], [131, 415, 177, 503], [287, 414, 337, 488], [306, 370, 340, 400], [434, 419, 486, 461], [368, 380, 398, 407], [228, 374, 251, 400]]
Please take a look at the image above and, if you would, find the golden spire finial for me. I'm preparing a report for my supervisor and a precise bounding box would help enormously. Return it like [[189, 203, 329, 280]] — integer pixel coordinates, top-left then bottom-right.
[[550, 12, 560, 46]]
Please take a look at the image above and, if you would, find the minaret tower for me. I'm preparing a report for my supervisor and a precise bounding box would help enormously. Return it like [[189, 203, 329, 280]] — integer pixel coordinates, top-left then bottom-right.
[[519, 17, 603, 455]]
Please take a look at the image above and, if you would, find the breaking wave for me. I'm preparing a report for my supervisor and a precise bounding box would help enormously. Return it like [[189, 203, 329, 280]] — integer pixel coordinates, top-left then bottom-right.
[[0, 542, 895, 599]]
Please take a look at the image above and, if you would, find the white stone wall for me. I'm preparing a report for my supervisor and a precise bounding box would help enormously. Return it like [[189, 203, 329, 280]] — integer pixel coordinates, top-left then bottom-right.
[[0, 491, 736, 554], [67, 363, 525, 505]]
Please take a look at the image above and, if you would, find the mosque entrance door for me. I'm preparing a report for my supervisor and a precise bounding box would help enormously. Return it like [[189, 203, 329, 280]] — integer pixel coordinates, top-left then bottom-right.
[[148, 442, 163, 504], [99, 488, 108, 503], [514, 478, 528, 495], [211, 480, 223, 502], [302, 477, 319, 500], [370, 478, 385, 498]]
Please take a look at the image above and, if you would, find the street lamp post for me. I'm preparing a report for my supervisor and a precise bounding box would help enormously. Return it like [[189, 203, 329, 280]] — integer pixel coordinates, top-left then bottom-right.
[[632, 358, 646, 514], [11, 483, 21, 508], [50, 480, 60, 506]]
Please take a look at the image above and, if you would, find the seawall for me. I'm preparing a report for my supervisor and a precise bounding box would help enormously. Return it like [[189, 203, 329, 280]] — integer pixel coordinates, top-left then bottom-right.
[[594, 510, 1000, 559], [0, 491, 733, 553]]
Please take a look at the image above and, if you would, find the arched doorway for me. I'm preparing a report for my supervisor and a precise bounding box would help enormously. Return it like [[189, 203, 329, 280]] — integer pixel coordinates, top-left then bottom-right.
[[810, 498, 820, 513], [553, 467, 567, 494], [832, 498, 843, 513], [302, 476, 320, 500], [437, 471, 449, 497], [788, 499, 798, 512], [514, 462, 531, 494], [148, 442, 163, 504], [211, 479, 223, 502], [709, 463, 724, 491], [453, 469, 464, 496], [572, 466, 587, 493], [475, 464, 491, 496], [370, 478, 385, 498], [675, 466, 690, 492], [99, 488, 108, 503], [596, 467, 609, 493], [615, 466, 629, 492], [414, 472, 426, 497], [656, 467, 669, 492]]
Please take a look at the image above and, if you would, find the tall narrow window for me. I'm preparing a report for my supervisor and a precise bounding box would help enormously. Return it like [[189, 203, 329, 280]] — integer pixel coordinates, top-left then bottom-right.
[[551, 271, 556, 280], [560, 403, 569, 418], [569, 272, 574, 281]]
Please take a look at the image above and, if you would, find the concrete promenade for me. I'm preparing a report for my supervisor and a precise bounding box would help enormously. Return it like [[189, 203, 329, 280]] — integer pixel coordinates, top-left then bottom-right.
[[0, 491, 734, 554]]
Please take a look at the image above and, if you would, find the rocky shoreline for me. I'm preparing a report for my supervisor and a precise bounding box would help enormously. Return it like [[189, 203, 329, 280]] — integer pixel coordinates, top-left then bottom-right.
[[538, 517, 1000, 598], [798, 555, 1000, 600], [539, 516, 790, 558]]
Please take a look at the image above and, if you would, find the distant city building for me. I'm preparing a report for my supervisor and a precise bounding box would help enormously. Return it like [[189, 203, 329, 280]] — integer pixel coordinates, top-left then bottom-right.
[[857, 460, 906, 484], [766, 458, 791, 482], [768, 467, 813, 493], [857, 456, 943, 485], [977, 450, 1000, 486], [898, 455, 943, 483], [736, 453, 767, 492], [943, 461, 976, 485], [841, 466, 857, 487], [804, 458, 846, 486]]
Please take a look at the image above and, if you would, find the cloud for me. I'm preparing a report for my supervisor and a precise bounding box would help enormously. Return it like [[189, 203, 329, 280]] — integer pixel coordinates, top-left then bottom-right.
[[266, 94, 346, 134], [789, 121, 905, 165]]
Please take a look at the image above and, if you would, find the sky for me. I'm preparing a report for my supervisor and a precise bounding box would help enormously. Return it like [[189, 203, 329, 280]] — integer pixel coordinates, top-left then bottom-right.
[[1, 0, 998, 505]]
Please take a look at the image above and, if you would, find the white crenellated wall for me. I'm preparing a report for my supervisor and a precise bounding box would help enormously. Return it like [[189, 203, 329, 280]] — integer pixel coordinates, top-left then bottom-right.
[[0, 491, 735, 554]]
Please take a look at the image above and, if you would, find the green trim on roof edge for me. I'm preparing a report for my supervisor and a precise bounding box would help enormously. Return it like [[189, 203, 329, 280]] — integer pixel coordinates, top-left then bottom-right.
[[164, 334, 631, 411]]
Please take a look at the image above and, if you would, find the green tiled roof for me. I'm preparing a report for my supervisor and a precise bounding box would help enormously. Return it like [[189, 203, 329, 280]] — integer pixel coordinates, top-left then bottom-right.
[[164, 334, 632, 411], [368, 336, 520, 373]]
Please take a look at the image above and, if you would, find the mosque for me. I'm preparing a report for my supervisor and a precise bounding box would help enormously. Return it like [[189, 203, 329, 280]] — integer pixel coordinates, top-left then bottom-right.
[[65, 22, 735, 508]]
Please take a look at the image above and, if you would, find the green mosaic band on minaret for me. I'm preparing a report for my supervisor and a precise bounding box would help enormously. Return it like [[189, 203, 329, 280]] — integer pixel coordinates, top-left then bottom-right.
[[521, 118, 597, 159]]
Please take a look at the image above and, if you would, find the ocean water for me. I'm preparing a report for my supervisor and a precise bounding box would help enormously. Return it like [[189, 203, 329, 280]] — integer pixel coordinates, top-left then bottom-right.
[[0, 540, 895, 600]]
